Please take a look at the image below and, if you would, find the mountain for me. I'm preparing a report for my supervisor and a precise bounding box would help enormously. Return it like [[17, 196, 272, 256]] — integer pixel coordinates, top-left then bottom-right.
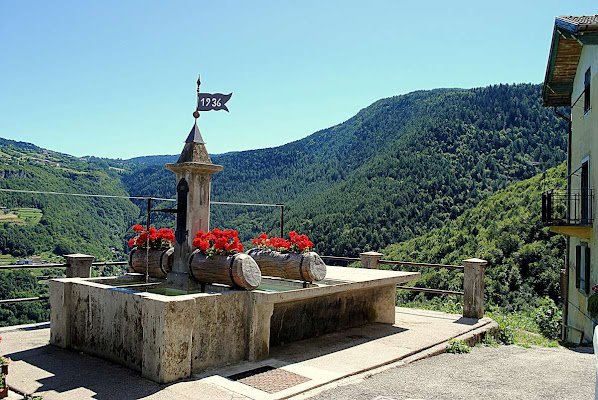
[[385, 162, 567, 310], [0, 83, 570, 325], [123, 83, 568, 256], [0, 137, 138, 260], [0, 83, 568, 261]]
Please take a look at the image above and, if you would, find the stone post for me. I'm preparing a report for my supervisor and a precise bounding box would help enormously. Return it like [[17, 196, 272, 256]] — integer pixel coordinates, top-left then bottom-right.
[[64, 253, 94, 278], [360, 251, 383, 269], [463, 258, 486, 319], [247, 298, 274, 362]]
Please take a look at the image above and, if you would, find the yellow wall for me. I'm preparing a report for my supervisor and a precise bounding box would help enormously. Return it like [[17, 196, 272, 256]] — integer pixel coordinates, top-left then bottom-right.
[[566, 45, 598, 342]]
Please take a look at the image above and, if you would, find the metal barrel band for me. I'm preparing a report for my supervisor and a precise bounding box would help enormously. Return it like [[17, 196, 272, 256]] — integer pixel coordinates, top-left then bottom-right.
[[188, 251, 199, 281], [128, 248, 136, 272], [228, 255, 242, 289], [158, 249, 168, 276], [298, 254, 307, 282]]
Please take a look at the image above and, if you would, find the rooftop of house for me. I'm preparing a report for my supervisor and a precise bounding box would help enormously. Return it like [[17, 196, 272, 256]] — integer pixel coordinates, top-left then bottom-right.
[[542, 15, 598, 107]]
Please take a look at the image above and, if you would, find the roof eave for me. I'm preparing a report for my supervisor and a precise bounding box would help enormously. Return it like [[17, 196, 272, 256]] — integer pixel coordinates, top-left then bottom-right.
[[542, 25, 562, 106]]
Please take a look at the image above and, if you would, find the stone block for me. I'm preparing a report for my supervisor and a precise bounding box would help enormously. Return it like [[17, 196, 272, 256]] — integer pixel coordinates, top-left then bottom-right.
[[142, 294, 197, 383]]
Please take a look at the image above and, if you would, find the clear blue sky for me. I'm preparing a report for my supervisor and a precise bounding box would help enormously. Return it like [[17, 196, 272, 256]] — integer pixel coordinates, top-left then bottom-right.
[[0, 1, 595, 159]]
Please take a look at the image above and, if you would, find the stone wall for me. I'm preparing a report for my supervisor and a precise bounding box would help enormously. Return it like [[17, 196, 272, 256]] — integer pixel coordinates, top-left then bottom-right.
[[270, 285, 395, 346]]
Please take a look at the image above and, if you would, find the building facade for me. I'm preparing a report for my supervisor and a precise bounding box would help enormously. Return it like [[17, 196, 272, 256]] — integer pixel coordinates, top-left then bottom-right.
[[542, 15, 598, 342]]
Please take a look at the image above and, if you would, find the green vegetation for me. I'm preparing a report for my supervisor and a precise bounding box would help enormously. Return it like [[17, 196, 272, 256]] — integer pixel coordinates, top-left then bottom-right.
[[446, 339, 471, 353], [124, 84, 567, 257], [534, 297, 562, 339], [0, 269, 49, 326], [388, 163, 567, 310], [479, 333, 499, 347], [0, 138, 138, 260], [588, 293, 598, 318], [0, 83, 570, 327]]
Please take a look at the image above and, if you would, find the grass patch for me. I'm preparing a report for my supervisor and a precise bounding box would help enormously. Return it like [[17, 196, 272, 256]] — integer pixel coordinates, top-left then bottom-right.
[[14, 207, 42, 224], [515, 330, 559, 348], [0, 254, 16, 264]]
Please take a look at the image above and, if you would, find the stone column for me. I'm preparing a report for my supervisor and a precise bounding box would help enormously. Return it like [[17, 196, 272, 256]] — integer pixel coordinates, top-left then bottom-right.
[[64, 253, 94, 278], [360, 251, 383, 269], [165, 122, 223, 291], [247, 297, 274, 362], [463, 258, 487, 319]]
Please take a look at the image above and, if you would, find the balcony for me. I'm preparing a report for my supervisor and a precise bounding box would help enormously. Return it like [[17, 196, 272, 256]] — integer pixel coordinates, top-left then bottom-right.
[[542, 189, 594, 238]]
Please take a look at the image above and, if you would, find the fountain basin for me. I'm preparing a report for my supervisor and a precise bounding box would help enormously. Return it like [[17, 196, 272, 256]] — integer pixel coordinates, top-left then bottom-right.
[[49, 266, 419, 383]]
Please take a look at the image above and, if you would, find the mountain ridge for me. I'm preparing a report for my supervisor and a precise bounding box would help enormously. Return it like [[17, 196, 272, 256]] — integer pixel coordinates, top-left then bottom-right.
[[0, 83, 568, 259]]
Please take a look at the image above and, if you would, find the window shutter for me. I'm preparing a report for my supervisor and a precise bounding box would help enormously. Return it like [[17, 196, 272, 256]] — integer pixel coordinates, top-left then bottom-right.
[[585, 68, 591, 113], [586, 247, 591, 295], [576, 245, 581, 289]]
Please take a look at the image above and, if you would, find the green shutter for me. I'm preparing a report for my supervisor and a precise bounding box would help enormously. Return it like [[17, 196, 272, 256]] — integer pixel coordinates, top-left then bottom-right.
[[576, 245, 581, 289], [586, 247, 591, 295]]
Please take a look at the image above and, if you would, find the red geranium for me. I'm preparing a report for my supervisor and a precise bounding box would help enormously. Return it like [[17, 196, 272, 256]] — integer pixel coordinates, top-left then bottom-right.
[[128, 225, 175, 250], [193, 228, 244, 256], [251, 231, 313, 253]]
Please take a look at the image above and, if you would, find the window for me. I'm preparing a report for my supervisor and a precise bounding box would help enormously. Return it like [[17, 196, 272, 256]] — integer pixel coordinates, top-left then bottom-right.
[[576, 243, 591, 294], [585, 67, 591, 114]]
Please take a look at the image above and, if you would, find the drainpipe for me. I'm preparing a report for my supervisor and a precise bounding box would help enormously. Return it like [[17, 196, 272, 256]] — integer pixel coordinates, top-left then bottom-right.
[[554, 106, 572, 341]]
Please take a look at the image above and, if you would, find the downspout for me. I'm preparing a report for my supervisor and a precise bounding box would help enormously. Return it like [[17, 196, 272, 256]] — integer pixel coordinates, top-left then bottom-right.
[[554, 106, 572, 341]]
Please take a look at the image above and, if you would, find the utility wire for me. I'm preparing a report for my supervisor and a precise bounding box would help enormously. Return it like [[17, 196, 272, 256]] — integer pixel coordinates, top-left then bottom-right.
[[0, 188, 283, 208], [0, 188, 174, 202]]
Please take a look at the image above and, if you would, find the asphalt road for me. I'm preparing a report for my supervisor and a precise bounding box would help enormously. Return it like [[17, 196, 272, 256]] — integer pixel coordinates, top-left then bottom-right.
[[308, 345, 595, 400]]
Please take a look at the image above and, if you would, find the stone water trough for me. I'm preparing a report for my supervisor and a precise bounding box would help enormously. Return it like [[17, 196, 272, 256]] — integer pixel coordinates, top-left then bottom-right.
[[50, 266, 418, 383]]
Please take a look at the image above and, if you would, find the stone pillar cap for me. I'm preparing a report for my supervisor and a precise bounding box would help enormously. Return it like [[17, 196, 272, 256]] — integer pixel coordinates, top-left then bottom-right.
[[360, 251, 384, 256], [463, 258, 487, 264], [165, 162, 223, 174], [64, 253, 95, 260]]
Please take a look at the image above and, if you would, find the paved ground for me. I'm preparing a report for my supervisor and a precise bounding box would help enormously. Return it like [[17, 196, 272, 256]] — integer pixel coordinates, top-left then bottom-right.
[[0, 308, 496, 400], [301, 345, 596, 400]]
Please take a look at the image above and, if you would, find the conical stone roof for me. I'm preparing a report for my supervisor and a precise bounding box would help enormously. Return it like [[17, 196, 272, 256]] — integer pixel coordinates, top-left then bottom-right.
[[177, 122, 212, 163]]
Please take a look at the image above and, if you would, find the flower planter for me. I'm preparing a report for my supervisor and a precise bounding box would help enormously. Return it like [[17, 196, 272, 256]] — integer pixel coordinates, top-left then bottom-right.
[[128, 247, 174, 279], [0, 365, 6, 375], [188, 251, 261, 290], [0, 374, 6, 399], [247, 249, 326, 282]]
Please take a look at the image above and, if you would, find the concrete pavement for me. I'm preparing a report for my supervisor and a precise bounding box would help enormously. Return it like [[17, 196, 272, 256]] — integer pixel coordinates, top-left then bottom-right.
[[302, 344, 595, 400], [0, 308, 496, 399]]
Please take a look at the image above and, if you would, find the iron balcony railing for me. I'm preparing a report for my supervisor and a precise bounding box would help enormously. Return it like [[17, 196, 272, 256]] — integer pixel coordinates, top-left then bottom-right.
[[542, 189, 595, 226]]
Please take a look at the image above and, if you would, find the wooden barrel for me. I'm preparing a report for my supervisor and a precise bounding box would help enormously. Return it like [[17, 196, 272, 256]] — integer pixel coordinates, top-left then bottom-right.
[[188, 251, 261, 290], [128, 247, 174, 279], [247, 249, 326, 282]]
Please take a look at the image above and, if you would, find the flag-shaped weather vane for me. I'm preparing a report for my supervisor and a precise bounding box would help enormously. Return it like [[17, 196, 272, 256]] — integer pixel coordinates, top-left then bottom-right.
[[192, 74, 233, 120]]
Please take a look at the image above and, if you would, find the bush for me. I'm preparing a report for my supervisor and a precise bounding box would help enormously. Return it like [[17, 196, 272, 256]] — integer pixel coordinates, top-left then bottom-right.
[[446, 339, 471, 354], [493, 315, 515, 345], [534, 297, 562, 339], [588, 293, 598, 319]]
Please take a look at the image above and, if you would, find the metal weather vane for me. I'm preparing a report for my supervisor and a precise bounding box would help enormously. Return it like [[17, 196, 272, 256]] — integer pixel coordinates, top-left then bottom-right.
[[192, 75, 233, 118]]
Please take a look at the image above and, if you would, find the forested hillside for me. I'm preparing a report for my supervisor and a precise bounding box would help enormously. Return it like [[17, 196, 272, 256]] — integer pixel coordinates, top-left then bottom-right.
[[0, 138, 138, 260], [386, 163, 567, 310], [124, 83, 567, 256], [0, 83, 569, 325]]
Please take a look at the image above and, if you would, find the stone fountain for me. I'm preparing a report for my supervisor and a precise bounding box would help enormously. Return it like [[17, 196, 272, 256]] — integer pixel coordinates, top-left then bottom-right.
[[49, 78, 420, 383]]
